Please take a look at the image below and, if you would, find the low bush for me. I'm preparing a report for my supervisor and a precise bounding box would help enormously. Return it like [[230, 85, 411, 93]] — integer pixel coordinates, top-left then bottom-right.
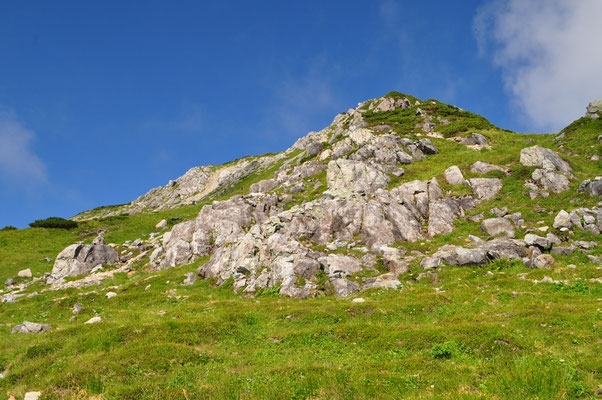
[[29, 217, 78, 229], [0, 225, 17, 231]]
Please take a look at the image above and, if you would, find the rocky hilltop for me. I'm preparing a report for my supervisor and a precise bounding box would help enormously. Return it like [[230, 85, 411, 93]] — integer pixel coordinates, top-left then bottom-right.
[[5, 92, 601, 301]]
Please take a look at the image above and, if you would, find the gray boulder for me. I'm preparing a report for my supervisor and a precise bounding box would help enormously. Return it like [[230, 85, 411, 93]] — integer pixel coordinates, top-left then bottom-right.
[[519, 146, 572, 175], [553, 210, 572, 229], [524, 234, 552, 250], [444, 166, 464, 185], [585, 100, 602, 119], [531, 169, 570, 193], [416, 138, 438, 155], [480, 218, 515, 237], [578, 177, 602, 197], [331, 278, 360, 297], [49, 236, 119, 283], [470, 161, 505, 174], [11, 321, 52, 334], [466, 178, 502, 200]]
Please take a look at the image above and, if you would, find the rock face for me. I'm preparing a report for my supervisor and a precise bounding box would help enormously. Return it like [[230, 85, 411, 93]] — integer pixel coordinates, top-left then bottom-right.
[[325, 159, 389, 197], [49, 236, 119, 283], [11, 321, 52, 334]]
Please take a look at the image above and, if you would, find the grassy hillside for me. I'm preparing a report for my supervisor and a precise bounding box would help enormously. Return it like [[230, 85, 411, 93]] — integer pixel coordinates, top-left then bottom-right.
[[0, 95, 600, 399]]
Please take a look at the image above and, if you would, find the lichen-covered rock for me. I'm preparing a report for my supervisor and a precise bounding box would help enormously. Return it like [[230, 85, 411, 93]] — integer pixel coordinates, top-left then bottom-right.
[[519, 146, 572, 175], [585, 100, 602, 119], [553, 210, 572, 229], [578, 177, 602, 197]]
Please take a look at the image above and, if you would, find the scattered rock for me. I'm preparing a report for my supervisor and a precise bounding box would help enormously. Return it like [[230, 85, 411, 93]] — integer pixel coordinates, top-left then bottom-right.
[[11, 321, 52, 334], [5, 278, 16, 286], [331, 278, 360, 297], [443, 166, 464, 185], [470, 161, 505, 174], [73, 303, 83, 314], [351, 297, 365, 303], [480, 218, 515, 237], [17, 268, 32, 278], [578, 177, 602, 197], [553, 210, 572, 229], [155, 219, 168, 230], [182, 272, 197, 286], [524, 234, 552, 250], [531, 254, 555, 269], [84, 316, 102, 324], [519, 146, 572, 175], [24, 392, 42, 400], [105, 291, 117, 299], [466, 178, 503, 200]]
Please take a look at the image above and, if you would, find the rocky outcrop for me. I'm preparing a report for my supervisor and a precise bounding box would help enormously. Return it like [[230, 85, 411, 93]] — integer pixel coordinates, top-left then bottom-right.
[[325, 159, 390, 198], [585, 100, 602, 119], [48, 236, 119, 283]]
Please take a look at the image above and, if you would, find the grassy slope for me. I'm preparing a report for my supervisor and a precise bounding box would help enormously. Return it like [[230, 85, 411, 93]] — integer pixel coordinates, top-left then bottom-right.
[[0, 260, 599, 399], [0, 99, 601, 399]]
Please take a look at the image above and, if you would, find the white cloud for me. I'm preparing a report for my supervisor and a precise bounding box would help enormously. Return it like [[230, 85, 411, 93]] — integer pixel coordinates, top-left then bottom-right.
[[474, 0, 602, 131], [268, 61, 343, 140], [0, 108, 47, 185]]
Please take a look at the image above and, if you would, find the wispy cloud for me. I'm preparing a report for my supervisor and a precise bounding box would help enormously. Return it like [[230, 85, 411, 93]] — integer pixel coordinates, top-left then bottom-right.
[[0, 107, 47, 187], [474, 0, 602, 131], [141, 102, 205, 134], [267, 59, 343, 141]]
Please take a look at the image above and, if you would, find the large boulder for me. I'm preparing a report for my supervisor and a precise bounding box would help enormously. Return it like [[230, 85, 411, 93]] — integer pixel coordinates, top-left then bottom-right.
[[519, 146, 572, 175], [49, 236, 119, 283]]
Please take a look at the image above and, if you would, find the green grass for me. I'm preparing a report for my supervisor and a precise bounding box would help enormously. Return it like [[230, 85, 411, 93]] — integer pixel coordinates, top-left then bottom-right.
[[1, 259, 599, 399]]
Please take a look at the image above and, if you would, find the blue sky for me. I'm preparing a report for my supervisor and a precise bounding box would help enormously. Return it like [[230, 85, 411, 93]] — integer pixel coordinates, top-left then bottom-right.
[[1, 0, 601, 228]]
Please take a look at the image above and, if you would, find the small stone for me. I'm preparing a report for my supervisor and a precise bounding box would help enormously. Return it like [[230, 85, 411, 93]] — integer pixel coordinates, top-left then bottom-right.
[[155, 219, 168, 230], [84, 316, 102, 324], [540, 276, 554, 283], [145, 284, 151, 291], [5, 278, 16, 286], [182, 272, 197, 286], [44, 257, 53, 262], [352, 298, 366, 303], [105, 292, 117, 299], [17, 268, 32, 278], [73, 303, 83, 314], [90, 265, 104, 274], [24, 392, 42, 400], [532, 254, 555, 269], [443, 166, 464, 185], [567, 264, 576, 269]]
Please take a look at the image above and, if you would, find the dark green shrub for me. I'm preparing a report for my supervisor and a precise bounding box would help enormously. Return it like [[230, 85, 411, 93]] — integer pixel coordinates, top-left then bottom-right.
[[29, 217, 78, 229], [0, 225, 17, 231]]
